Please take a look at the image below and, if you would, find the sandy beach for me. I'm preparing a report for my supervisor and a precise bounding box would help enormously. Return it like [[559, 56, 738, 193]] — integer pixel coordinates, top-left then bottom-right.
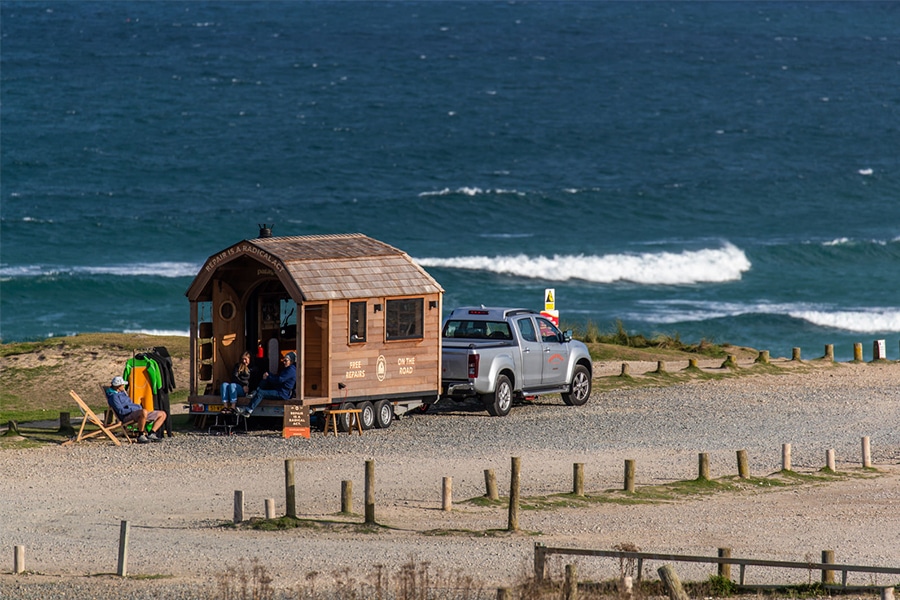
[[1, 358, 898, 598]]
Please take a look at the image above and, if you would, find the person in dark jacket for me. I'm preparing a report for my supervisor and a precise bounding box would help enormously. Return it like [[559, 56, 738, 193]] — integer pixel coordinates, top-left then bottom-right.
[[241, 351, 296, 416], [221, 351, 254, 412], [105, 376, 166, 443]]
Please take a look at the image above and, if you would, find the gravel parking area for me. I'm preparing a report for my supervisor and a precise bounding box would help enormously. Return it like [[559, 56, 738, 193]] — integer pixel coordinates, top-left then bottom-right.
[[2, 360, 898, 599]]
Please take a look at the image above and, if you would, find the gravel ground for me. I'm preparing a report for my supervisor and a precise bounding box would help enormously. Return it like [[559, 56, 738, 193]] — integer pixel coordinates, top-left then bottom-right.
[[2, 359, 899, 599]]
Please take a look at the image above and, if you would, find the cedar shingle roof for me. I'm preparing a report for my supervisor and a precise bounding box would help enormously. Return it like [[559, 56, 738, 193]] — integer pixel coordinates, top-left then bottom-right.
[[187, 233, 443, 302]]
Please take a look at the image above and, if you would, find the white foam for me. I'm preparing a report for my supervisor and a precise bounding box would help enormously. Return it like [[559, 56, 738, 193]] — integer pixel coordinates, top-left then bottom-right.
[[0, 262, 200, 278], [638, 300, 900, 333], [123, 328, 190, 338], [415, 243, 751, 285]]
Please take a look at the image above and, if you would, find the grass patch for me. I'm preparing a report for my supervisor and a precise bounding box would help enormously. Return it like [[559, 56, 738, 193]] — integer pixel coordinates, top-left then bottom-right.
[[245, 515, 387, 533]]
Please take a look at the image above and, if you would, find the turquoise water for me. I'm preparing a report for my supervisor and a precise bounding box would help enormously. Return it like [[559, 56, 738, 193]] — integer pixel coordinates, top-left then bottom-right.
[[2, 1, 899, 360]]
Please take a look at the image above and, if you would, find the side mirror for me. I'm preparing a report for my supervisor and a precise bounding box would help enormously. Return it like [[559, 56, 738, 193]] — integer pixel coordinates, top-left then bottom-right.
[[563, 329, 573, 342]]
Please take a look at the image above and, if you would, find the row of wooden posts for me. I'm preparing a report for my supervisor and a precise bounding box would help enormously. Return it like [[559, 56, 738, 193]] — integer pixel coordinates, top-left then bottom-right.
[[232, 435, 878, 529], [619, 340, 899, 377]]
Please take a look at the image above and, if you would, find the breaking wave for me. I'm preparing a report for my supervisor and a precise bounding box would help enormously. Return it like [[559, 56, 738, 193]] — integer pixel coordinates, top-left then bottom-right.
[[415, 243, 751, 285], [0, 262, 200, 279]]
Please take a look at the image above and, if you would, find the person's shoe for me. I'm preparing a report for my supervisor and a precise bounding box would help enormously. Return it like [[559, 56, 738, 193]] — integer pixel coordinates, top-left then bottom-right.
[[137, 434, 149, 444], [241, 408, 252, 417], [148, 432, 163, 442]]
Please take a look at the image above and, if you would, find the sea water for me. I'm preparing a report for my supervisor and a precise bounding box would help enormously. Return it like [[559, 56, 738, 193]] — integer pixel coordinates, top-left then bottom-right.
[[2, 1, 899, 361]]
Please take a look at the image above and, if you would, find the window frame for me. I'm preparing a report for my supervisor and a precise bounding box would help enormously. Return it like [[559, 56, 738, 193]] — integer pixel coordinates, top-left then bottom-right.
[[385, 297, 424, 341], [349, 301, 367, 344]]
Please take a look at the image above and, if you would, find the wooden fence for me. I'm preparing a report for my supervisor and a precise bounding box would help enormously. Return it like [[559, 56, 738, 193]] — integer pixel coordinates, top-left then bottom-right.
[[534, 543, 900, 589]]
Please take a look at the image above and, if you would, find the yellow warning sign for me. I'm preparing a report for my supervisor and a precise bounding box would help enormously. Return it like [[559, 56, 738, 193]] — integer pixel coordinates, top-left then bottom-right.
[[544, 288, 555, 311]]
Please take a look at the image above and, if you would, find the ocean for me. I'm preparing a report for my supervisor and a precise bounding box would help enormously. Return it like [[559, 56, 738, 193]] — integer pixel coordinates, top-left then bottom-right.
[[2, 1, 899, 361]]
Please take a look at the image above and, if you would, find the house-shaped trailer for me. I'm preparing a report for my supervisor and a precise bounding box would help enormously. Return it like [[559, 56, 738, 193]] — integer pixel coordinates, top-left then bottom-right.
[[185, 230, 444, 429]]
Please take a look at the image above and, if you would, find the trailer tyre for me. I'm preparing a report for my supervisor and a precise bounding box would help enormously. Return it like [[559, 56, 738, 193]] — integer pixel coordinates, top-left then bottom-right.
[[337, 402, 356, 432], [484, 374, 513, 417], [374, 400, 393, 429], [358, 401, 376, 430], [562, 364, 591, 406]]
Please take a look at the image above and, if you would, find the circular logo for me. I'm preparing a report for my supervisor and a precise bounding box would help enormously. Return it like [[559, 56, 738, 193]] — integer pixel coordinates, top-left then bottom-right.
[[376, 355, 387, 382]]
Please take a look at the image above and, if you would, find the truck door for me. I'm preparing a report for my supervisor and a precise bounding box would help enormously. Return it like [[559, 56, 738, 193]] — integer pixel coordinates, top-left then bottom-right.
[[515, 316, 543, 389], [537, 317, 569, 386]]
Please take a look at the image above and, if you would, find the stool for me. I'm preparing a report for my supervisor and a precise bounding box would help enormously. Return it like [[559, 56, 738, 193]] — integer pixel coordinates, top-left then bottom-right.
[[209, 409, 246, 435], [323, 409, 363, 436]]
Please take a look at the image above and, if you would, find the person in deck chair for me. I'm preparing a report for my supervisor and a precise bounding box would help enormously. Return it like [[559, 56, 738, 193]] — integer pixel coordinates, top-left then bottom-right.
[[106, 376, 167, 443], [241, 351, 296, 416]]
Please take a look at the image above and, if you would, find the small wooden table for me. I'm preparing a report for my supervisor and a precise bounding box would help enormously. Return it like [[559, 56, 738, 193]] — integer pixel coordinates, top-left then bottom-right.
[[323, 408, 363, 436]]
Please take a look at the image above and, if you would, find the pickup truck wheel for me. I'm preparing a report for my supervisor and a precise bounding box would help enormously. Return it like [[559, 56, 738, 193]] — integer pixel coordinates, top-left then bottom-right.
[[484, 374, 513, 417], [562, 365, 591, 406], [358, 401, 376, 430], [374, 399, 393, 429]]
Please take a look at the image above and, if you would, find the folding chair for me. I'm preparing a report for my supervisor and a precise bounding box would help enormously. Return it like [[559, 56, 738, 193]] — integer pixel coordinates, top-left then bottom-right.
[[61, 390, 129, 446]]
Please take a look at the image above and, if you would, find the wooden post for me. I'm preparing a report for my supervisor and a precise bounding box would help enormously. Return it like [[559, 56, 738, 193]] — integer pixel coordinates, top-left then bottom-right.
[[442, 476, 452, 511], [823, 344, 834, 362], [882, 586, 895, 600], [658, 564, 689, 600], [534, 542, 547, 583], [14, 545, 24, 574], [620, 363, 631, 376], [656, 360, 666, 373], [573, 462, 584, 496], [698, 453, 710, 481], [233, 490, 244, 523], [736, 449, 749, 478], [792, 347, 802, 361], [507, 456, 520, 531], [826, 449, 836, 471], [497, 588, 512, 600], [264, 498, 275, 519], [117, 520, 130, 577], [853, 342, 863, 362], [873, 339, 887, 360], [718, 547, 732, 580], [365, 459, 376, 524], [862, 436, 872, 468], [58, 412, 75, 436], [821, 550, 835, 584], [721, 354, 737, 368], [484, 469, 499, 500], [624, 459, 635, 493], [620, 575, 634, 599], [782, 443, 792, 471], [755, 350, 770, 364], [564, 563, 579, 600], [5, 420, 20, 436], [688, 358, 698, 369], [284, 459, 296, 518], [341, 480, 353, 513]]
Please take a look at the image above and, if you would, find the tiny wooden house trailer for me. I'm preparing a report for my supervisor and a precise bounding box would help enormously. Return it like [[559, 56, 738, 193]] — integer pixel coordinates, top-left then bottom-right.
[[185, 231, 444, 427]]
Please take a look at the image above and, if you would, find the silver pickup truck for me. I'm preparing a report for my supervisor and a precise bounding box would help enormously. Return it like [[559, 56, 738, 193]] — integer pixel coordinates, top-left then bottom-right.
[[440, 307, 593, 416]]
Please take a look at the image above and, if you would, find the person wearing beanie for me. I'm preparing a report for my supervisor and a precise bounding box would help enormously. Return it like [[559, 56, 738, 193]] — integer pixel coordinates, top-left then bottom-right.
[[105, 376, 167, 443], [241, 351, 296, 416]]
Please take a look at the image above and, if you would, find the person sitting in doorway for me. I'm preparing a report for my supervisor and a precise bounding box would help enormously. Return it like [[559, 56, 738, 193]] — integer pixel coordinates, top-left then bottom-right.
[[220, 351, 254, 412], [105, 376, 167, 443], [241, 352, 296, 417]]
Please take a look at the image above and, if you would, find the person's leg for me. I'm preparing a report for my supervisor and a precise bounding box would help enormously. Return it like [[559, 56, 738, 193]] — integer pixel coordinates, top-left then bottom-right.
[[146, 410, 166, 440], [228, 383, 239, 408], [245, 388, 278, 414], [220, 382, 229, 404]]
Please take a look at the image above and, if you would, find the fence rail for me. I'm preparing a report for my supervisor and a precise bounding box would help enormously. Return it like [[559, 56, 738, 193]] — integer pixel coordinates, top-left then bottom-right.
[[534, 543, 900, 588]]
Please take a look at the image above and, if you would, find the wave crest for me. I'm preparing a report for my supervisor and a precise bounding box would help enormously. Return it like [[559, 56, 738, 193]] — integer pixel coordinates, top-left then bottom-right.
[[0, 262, 199, 279], [416, 243, 751, 285]]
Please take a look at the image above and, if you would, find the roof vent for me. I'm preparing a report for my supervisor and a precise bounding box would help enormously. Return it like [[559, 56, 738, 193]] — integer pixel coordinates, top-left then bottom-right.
[[258, 224, 273, 238]]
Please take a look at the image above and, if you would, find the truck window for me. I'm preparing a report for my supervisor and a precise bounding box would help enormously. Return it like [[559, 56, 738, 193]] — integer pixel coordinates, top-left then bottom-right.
[[386, 298, 424, 340], [443, 320, 511, 340], [349, 301, 366, 343], [516, 318, 537, 342], [537, 318, 562, 343]]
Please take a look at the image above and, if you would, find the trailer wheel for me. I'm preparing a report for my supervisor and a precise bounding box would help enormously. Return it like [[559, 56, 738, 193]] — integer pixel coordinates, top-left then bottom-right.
[[562, 365, 591, 406], [374, 400, 393, 429], [484, 374, 513, 417], [358, 401, 376, 430], [337, 402, 356, 432]]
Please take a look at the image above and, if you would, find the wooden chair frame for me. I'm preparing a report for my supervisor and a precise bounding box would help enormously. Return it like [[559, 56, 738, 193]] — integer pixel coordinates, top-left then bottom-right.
[[62, 390, 131, 446]]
